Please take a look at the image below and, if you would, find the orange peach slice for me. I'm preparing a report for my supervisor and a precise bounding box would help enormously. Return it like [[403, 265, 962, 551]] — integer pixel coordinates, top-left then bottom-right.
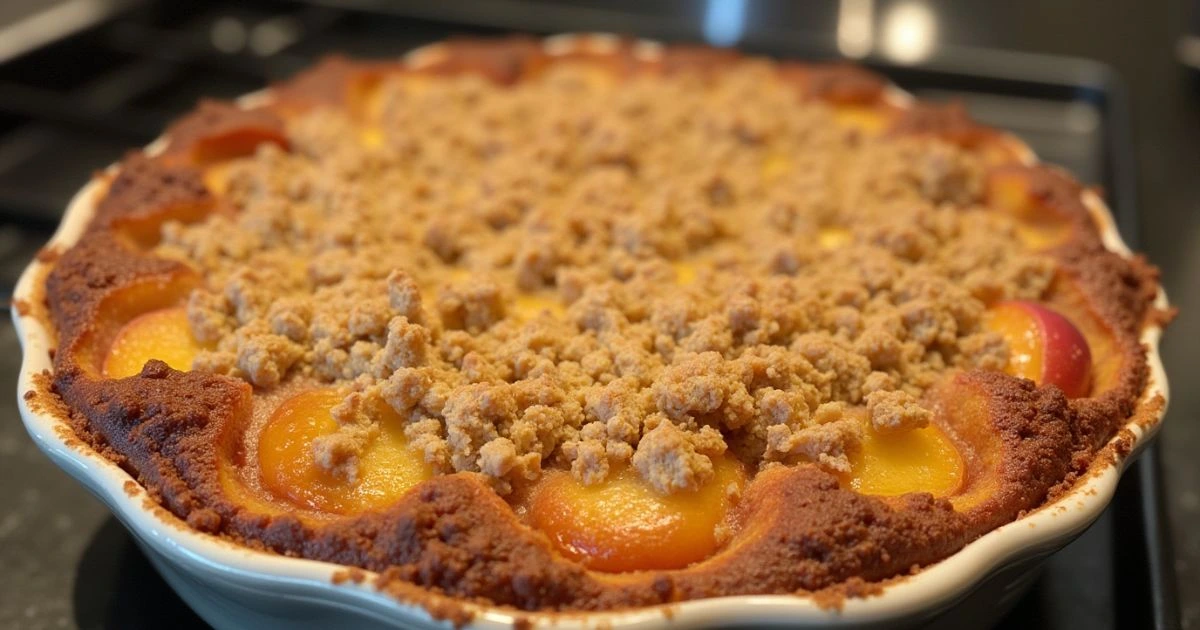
[[359, 127, 385, 149], [845, 424, 964, 497], [1044, 274, 1123, 394], [347, 72, 398, 122], [77, 272, 199, 374], [257, 389, 432, 514], [985, 169, 1074, 249], [818, 226, 852, 250], [928, 376, 1005, 513], [761, 154, 791, 180], [106, 192, 217, 248], [528, 458, 744, 572], [832, 104, 892, 135], [984, 301, 1093, 398], [102, 307, 203, 379], [188, 127, 289, 166], [672, 261, 699, 286], [202, 162, 233, 196], [514, 292, 565, 319]]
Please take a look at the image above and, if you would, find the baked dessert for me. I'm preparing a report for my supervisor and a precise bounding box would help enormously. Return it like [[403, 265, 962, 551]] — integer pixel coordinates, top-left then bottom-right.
[[27, 35, 1168, 621]]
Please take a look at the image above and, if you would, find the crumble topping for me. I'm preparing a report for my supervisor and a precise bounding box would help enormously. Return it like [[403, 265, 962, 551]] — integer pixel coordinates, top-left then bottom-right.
[[156, 61, 1053, 494]]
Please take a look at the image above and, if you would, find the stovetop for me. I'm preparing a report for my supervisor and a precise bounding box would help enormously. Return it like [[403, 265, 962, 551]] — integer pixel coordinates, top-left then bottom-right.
[[0, 2, 1180, 628]]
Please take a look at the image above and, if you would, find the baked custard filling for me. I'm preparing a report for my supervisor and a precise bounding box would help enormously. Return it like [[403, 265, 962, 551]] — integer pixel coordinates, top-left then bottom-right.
[[41, 38, 1163, 608]]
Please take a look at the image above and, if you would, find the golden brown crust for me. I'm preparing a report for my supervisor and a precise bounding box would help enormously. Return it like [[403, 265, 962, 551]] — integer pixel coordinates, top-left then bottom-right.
[[46, 231, 188, 345], [778, 61, 887, 104], [887, 101, 1022, 161], [35, 35, 1164, 616], [161, 99, 289, 165], [90, 152, 215, 242], [268, 55, 413, 119]]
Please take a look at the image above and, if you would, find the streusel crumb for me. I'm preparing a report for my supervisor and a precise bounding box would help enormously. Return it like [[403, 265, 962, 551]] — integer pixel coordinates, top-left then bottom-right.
[[157, 61, 1053, 493]]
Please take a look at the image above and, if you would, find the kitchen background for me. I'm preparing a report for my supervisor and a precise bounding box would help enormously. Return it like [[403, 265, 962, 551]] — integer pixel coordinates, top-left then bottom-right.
[[0, 1, 1195, 628]]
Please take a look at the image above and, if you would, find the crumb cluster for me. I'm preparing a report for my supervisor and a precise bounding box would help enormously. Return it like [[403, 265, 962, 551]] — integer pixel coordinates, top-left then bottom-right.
[[158, 61, 1053, 493]]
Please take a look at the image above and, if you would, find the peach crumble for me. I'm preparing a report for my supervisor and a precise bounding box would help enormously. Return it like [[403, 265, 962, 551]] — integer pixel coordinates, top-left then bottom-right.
[[33, 36, 1167, 619]]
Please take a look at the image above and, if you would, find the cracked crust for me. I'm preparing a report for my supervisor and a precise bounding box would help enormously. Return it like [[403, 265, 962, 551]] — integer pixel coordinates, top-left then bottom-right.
[[35, 36, 1164, 620]]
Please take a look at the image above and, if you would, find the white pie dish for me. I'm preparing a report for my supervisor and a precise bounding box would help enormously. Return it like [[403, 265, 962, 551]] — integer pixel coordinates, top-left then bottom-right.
[[12, 34, 1169, 629]]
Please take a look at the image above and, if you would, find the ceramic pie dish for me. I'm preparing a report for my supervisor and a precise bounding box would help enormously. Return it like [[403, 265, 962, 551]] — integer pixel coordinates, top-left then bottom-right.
[[13, 34, 1170, 629]]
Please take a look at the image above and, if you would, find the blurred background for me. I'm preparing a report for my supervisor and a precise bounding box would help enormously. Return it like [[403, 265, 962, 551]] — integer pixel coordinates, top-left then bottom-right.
[[0, 1, 1195, 628]]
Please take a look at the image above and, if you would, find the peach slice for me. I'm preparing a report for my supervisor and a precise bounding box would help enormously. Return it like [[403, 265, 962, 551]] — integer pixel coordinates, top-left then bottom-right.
[[102, 307, 203, 379], [528, 458, 744, 572], [514, 292, 565, 319], [761, 154, 791, 180], [113, 204, 216, 248], [359, 127, 385, 149], [187, 127, 289, 166], [161, 102, 289, 167], [347, 72, 397, 122], [257, 389, 432, 514], [984, 169, 1074, 249], [927, 375, 1005, 513], [984, 301, 1093, 398], [672, 261, 699, 286], [818, 226, 852, 250], [1044, 274, 1123, 394], [97, 156, 218, 247], [831, 104, 892, 135], [202, 162, 233, 196], [845, 424, 964, 497]]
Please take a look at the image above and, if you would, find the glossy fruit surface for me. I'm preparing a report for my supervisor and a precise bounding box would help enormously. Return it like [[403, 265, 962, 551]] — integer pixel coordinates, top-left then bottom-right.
[[528, 458, 744, 572], [985, 300, 1093, 398], [258, 389, 431, 514], [103, 307, 203, 378]]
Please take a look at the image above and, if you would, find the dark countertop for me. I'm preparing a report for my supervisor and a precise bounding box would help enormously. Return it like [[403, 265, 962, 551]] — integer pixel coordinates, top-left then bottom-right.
[[1, 1, 1198, 628]]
